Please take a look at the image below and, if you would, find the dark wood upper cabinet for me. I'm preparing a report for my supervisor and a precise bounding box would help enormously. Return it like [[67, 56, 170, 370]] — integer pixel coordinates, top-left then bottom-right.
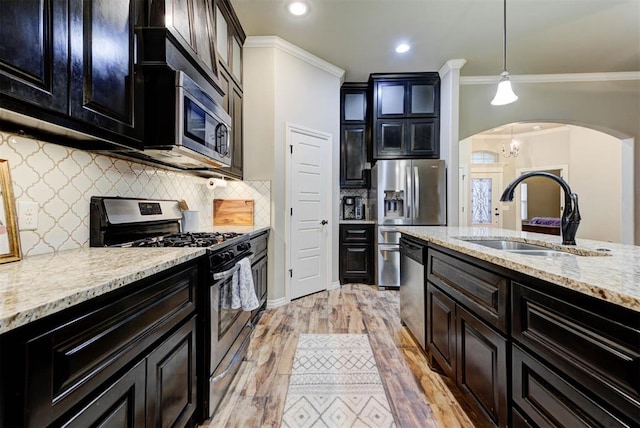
[[0, 0, 144, 149], [370, 73, 440, 159], [147, 0, 218, 79], [0, 0, 69, 113], [208, 0, 245, 179], [340, 82, 370, 188], [69, 0, 140, 140]]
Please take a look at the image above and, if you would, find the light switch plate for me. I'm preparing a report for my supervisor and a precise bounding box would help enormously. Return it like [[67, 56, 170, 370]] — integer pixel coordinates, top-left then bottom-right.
[[18, 201, 38, 231]]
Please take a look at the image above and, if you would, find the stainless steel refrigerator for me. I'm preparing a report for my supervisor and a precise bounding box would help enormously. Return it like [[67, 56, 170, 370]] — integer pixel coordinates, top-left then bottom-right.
[[370, 159, 446, 288]]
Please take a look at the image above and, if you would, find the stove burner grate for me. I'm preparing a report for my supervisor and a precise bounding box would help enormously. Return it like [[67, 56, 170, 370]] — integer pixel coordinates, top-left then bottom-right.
[[122, 232, 244, 248]]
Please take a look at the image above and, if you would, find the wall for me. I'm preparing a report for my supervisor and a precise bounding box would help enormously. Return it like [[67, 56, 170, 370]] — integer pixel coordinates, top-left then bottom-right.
[[458, 78, 639, 244], [527, 175, 561, 219], [243, 36, 344, 305], [0, 130, 270, 257]]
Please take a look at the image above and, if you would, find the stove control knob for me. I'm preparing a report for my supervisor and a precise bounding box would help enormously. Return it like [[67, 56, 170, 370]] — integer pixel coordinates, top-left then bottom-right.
[[238, 243, 250, 252]]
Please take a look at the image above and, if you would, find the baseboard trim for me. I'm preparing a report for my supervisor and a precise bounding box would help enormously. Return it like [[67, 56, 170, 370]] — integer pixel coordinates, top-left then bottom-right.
[[266, 297, 288, 309]]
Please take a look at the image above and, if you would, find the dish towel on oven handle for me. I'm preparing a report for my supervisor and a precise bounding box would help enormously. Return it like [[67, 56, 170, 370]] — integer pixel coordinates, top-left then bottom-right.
[[231, 257, 259, 311]]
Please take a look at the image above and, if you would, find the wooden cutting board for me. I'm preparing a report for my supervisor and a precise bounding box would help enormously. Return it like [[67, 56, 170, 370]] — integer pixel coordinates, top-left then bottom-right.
[[213, 199, 254, 226]]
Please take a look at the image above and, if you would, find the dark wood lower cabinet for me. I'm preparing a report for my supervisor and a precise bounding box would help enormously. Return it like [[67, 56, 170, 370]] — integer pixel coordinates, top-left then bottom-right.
[[0, 260, 201, 428], [146, 317, 197, 428], [339, 223, 375, 284], [456, 305, 508, 427], [427, 282, 456, 378], [57, 359, 146, 428], [512, 345, 629, 427], [421, 242, 640, 428]]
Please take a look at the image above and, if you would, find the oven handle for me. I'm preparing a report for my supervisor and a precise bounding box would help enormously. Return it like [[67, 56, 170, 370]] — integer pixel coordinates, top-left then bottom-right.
[[212, 253, 254, 280]]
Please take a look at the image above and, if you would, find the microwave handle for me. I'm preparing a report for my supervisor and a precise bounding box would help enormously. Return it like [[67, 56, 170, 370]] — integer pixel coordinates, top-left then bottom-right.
[[215, 123, 230, 157]]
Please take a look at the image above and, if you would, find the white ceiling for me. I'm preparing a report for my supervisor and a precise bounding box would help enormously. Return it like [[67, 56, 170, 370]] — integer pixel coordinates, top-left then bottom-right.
[[230, 0, 640, 82]]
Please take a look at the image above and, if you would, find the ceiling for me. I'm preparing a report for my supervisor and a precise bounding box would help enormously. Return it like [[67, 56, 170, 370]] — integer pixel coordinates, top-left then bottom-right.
[[229, 0, 640, 82]]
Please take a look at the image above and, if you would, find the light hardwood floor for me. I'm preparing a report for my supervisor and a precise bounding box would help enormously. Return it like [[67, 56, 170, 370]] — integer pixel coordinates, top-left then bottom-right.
[[201, 283, 483, 428]]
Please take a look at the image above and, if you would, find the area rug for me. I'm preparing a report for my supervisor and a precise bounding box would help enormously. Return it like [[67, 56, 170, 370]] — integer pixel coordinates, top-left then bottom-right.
[[282, 334, 396, 428]]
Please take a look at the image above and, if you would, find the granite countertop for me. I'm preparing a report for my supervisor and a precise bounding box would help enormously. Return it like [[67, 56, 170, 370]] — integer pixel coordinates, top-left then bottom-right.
[[339, 220, 376, 224], [0, 247, 207, 334], [398, 226, 640, 312], [0, 226, 272, 335]]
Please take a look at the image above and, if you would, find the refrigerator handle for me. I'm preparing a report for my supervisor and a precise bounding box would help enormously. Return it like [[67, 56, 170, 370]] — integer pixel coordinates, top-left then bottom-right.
[[405, 166, 411, 219], [414, 166, 420, 220]]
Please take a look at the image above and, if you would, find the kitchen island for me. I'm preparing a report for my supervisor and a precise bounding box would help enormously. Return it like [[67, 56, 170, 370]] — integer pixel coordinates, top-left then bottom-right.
[[397, 226, 639, 427]]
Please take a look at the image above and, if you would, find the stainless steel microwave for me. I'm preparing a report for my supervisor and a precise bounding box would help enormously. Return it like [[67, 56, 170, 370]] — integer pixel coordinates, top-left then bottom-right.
[[138, 71, 232, 170]]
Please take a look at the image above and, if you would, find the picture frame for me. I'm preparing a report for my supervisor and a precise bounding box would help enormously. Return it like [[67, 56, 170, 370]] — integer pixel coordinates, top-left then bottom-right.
[[0, 159, 21, 263]]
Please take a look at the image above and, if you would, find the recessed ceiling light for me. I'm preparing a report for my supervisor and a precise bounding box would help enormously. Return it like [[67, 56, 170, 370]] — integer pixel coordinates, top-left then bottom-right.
[[395, 43, 410, 53], [288, 2, 308, 16]]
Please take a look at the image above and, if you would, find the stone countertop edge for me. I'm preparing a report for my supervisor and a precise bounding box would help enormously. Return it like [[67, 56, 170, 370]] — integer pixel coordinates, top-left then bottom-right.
[[398, 226, 640, 313], [339, 220, 376, 224], [0, 247, 207, 335]]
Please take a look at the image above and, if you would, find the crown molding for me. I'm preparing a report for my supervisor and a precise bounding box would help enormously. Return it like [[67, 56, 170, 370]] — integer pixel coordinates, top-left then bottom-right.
[[439, 59, 467, 77], [244, 36, 345, 80], [461, 71, 640, 85]]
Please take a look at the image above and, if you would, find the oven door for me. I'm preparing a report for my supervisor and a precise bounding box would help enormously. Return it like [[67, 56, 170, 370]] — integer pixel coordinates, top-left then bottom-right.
[[209, 261, 252, 372]]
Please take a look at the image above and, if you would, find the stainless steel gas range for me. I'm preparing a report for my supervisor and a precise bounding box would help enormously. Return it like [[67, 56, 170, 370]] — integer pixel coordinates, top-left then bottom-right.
[[89, 196, 257, 420]]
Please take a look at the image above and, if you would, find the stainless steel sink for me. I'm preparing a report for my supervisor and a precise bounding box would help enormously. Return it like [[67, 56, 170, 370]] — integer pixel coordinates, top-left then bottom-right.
[[463, 240, 551, 251], [461, 239, 569, 256], [455, 238, 610, 257]]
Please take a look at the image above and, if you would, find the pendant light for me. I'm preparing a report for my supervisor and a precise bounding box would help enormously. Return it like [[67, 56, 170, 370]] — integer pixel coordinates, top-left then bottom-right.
[[491, 0, 518, 106]]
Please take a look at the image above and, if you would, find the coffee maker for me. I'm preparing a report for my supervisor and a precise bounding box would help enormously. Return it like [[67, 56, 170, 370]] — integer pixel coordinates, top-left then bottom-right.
[[342, 196, 364, 220]]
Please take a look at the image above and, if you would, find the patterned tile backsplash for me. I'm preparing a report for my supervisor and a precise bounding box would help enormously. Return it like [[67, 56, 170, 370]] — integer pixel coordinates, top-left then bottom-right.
[[0, 131, 270, 257]]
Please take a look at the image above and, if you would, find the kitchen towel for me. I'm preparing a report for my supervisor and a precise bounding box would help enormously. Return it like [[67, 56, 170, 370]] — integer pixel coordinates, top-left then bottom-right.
[[231, 257, 259, 311]]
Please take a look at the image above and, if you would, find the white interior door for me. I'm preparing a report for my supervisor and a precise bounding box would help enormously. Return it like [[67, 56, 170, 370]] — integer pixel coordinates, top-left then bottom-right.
[[469, 170, 504, 228], [287, 124, 331, 300]]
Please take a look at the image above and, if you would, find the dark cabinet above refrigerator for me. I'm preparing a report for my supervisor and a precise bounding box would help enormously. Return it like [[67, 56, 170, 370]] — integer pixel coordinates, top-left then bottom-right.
[[369, 72, 441, 160]]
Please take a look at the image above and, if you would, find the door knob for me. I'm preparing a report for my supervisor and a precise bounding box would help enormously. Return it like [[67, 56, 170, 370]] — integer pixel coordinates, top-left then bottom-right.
[[321, 220, 328, 225]]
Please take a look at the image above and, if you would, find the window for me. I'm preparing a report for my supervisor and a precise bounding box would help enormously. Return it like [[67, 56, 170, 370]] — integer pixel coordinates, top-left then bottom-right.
[[471, 151, 499, 164], [520, 183, 528, 220]]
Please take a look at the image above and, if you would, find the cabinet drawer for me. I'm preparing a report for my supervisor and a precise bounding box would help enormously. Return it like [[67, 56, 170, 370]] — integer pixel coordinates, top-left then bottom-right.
[[340, 224, 374, 243], [427, 248, 509, 332], [513, 345, 631, 427], [19, 264, 199, 427], [512, 282, 640, 424]]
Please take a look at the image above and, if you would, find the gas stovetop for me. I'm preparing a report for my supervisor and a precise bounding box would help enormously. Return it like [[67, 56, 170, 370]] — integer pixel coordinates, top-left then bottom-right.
[[116, 232, 244, 248]]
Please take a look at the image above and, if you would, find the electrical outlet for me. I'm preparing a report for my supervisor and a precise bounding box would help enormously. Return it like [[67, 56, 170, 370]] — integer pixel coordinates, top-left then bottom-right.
[[18, 201, 39, 231]]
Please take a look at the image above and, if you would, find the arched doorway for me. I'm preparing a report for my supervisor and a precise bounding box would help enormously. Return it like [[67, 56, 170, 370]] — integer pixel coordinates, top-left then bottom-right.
[[459, 122, 633, 244]]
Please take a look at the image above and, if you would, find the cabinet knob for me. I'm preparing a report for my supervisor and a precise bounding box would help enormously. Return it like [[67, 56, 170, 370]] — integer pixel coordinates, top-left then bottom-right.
[[321, 220, 328, 225]]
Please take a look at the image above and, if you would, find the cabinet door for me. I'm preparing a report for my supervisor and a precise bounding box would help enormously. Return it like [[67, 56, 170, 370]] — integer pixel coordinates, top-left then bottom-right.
[[229, 83, 243, 178], [192, 0, 217, 75], [340, 125, 369, 187], [456, 305, 508, 427], [68, 0, 141, 141], [407, 118, 439, 158], [341, 87, 367, 123], [146, 317, 197, 428], [427, 283, 456, 378], [376, 81, 406, 117], [341, 246, 372, 277], [0, 0, 68, 113], [374, 119, 405, 158], [407, 80, 438, 117], [57, 360, 145, 428]]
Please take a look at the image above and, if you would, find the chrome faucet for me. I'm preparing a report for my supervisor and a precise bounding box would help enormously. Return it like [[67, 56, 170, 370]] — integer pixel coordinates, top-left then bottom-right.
[[499, 172, 581, 245]]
